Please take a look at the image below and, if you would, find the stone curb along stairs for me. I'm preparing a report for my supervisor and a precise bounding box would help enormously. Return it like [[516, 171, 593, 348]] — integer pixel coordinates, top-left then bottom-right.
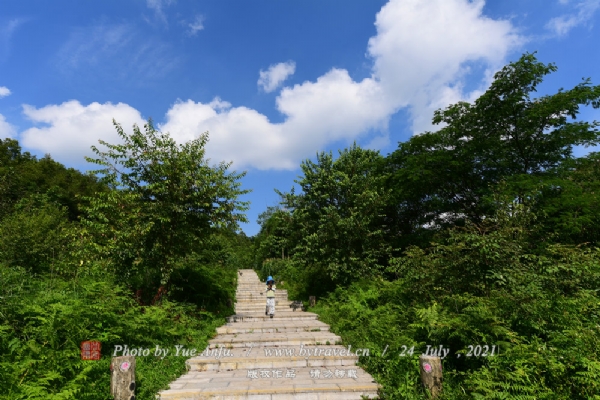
[[157, 269, 380, 399]]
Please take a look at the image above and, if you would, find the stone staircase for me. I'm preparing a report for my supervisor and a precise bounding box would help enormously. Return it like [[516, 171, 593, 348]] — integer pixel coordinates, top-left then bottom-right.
[[157, 269, 379, 399]]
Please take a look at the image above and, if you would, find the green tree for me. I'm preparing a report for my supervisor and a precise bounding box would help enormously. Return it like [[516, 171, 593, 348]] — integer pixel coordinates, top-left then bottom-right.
[[514, 152, 600, 246], [83, 119, 250, 287], [279, 143, 391, 288], [254, 206, 292, 264], [383, 52, 600, 249]]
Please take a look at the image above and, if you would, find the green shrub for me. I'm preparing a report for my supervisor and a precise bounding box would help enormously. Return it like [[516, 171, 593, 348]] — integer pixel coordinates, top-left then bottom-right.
[[0, 268, 223, 400], [0, 195, 71, 274], [311, 225, 600, 399]]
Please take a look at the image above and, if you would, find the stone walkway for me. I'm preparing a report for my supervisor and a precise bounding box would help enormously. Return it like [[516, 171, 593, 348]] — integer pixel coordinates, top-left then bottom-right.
[[157, 269, 379, 399]]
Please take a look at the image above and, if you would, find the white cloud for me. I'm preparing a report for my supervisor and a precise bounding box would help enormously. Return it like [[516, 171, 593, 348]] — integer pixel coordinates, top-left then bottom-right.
[[22, 0, 523, 171], [0, 115, 16, 139], [547, 0, 600, 36], [146, 0, 175, 24], [275, 69, 390, 143], [0, 18, 26, 61], [56, 22, 179, 81], [187, 15, 205, 35], [20, 101, 144, 165], [258, 62, 296, 93], [0, 86, 10, 98], [161, 70, 390, 169], [367, 0, 522, 132], [159, 99, 293, 169]]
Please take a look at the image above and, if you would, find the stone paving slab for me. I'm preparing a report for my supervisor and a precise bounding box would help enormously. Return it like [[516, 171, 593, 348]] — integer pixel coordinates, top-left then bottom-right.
[[235, 297, 290, 302], [216, 321, 330, 335], [209, 332, 341, 348], [160, 367, 378, 399], [187, 353, 361, 371], [234, 308, 292, 313], [234, 306, 291, 311], [226, 314, 319, 323]]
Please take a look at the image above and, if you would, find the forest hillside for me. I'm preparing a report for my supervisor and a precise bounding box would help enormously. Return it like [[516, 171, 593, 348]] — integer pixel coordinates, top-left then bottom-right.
[[1, 52, 599, 399]]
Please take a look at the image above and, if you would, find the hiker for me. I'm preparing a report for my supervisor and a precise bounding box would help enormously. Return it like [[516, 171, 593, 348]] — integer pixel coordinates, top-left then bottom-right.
[[265, 276, 276, 318]]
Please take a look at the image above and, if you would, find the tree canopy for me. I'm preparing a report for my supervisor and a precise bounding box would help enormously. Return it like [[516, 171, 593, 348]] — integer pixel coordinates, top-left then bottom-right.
[[382, 52, 600, 248], [83, 119, 250, 286]]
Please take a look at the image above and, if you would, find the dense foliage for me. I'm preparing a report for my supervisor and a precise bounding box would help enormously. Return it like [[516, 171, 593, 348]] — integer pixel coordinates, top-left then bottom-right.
[[0, 268, 224, 399], [83, 119, 249, 294], [0, 139, 106, 221], [254, 53, 600, 398], [0, 123, 251, 399]]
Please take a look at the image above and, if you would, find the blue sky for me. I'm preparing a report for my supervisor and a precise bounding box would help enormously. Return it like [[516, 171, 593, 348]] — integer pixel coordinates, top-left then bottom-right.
[[1, 0, 599, 236]]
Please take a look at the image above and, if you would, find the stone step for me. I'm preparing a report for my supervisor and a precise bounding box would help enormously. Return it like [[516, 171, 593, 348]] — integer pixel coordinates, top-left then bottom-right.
[[209, 332, 341, 348], [234, 304, 292, 310], [234, 305, 294, 311], [235, 299, 290, 304], [227, 313, 319, 323], [217, 321, 330, 334], [236, 294, 290, 300], [236, 291, 289, 295], [237, 282, 274, 285], [234, 309, 298, 314], [236, 290, 288, 294], [234, 305, 292, 309], [236, 293, 288, 298], [236, 298, 289, 303], [187, 348, 360, 371], [158, 367, 379, 399], [235, 300, 290, 304], [235, 302, 290, 307]]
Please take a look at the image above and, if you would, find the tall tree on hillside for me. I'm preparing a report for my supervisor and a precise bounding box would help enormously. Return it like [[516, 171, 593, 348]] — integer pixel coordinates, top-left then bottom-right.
[[254, 205, 292, 264], [383, 52, 600, 247], [83, 119, 250, 288], [279, 144, 391, 286]]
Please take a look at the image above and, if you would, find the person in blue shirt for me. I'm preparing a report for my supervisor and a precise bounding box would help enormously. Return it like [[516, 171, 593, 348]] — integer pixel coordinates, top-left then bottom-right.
[[265, 276, 276, 318]]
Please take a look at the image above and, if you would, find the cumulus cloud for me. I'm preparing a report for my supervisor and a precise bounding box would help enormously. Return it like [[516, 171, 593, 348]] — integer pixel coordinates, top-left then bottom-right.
[[161, 70, 390, 169], [258, 61, 296, 93], [546, 0, 600, 36], [23, 0, 523, 171], [0, 86, 10, 98], [159, 99, 293, 169], [367, 0, 521, 132], [0, 115, 16, 139], [187, 15, 205, 35], [20, 101, 145, 165]]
